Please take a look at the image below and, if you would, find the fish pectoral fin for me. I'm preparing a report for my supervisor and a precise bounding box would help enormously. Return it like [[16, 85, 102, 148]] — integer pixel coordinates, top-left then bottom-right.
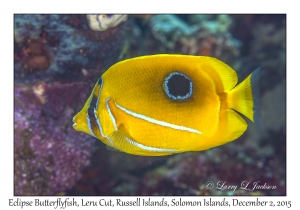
[[108, 125, 176, 156], [108, 129, 143, 155]]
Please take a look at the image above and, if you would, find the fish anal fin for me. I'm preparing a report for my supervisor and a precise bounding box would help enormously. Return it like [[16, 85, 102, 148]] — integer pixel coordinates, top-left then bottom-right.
[[198, 109, 247, 151]]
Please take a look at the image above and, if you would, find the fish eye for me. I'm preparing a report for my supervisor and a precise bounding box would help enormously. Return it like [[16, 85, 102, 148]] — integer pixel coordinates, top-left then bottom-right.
[[87, 107, 95, 120], [94, 109, 99, 119], [163, 71, 193, 100]]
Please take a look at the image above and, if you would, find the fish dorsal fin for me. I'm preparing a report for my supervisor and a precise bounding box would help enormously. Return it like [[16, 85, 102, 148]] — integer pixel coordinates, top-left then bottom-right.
[[199, 56, 238, 93]]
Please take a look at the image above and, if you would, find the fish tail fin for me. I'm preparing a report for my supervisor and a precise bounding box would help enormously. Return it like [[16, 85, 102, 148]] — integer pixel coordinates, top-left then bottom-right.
[[227, 68, 261, 126]]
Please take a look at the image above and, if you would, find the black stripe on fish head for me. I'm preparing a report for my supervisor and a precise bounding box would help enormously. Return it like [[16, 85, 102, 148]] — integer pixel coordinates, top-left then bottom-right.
[[89, 95, 98, 108], [89, 77, 102, 108], [86, 106, 99, 137], [98, 77, 103, 85], [87, 107, 97, 120]]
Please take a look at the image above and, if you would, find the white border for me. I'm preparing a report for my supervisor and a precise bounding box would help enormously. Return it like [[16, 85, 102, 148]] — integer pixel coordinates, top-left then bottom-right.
[[3, 1, 296, 209]]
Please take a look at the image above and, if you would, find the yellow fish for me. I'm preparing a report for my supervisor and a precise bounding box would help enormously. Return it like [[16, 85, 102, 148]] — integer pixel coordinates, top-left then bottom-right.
[[73, 54, 260, 156]]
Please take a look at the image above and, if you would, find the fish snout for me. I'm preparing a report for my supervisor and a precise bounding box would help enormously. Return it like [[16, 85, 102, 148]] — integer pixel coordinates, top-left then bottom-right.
[[72, 112, 86, 132], [72, 115, 79, 130]]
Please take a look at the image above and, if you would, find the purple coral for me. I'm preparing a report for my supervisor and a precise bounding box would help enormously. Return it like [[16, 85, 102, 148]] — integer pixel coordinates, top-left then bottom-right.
[[14, 82, 95, 195], [14, 14, 127, 195]]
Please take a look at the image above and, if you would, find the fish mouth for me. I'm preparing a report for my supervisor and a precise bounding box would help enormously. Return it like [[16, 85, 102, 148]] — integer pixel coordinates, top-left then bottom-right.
[[72, 122, 77, 128], [72, 112, 89, 133], [72, 116, 79, 130]]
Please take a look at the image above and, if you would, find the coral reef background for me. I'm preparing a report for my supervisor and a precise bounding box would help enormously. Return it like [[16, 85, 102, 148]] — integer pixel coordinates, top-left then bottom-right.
[[14, 14, 286, 195]]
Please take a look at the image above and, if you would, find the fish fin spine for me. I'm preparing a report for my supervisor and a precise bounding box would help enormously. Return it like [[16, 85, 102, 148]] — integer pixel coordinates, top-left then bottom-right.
[[227, 68, 261, 126]]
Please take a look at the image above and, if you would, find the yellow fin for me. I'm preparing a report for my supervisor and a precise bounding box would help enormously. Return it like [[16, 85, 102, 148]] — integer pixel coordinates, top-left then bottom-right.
[[198, 109, 247, 150], [227, 68, 261, 126], [219, 109, 248, 143], [108, 125, 175, 156], [199, 56, 238, 93]]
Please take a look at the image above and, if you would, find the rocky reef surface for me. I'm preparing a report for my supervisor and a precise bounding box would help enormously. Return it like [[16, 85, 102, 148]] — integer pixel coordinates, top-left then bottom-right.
[[14, 14, 126, 195]]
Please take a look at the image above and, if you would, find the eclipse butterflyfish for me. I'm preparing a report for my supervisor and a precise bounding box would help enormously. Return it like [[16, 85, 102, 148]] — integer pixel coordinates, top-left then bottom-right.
[[73, 54, 260, 156]]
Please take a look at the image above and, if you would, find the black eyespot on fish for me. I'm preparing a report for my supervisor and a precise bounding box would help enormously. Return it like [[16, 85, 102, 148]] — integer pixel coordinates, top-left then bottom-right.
[[164, 72, 193, 100]]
